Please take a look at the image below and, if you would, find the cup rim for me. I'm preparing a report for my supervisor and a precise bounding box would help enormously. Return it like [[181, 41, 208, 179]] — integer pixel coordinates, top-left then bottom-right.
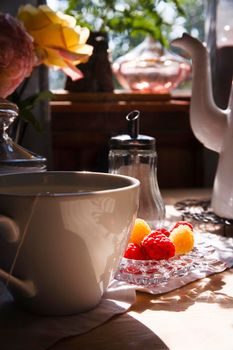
[[0, 171, 140, 197]]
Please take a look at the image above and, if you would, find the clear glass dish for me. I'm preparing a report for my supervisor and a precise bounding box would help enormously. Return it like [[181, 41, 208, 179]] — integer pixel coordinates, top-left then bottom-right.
[[115, 242, 226, 288]]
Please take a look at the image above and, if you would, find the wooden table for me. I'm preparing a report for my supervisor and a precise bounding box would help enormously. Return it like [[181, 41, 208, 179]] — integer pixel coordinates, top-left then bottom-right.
[[50, 189, 233, 350]]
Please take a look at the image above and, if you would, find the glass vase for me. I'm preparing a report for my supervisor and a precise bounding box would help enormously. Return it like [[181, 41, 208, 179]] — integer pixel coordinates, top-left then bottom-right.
[[112, 36, 191, 94]]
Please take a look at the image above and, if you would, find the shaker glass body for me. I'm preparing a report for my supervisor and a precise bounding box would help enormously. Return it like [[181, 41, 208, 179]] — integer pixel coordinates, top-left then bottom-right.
[[109, 148, 165, 229]]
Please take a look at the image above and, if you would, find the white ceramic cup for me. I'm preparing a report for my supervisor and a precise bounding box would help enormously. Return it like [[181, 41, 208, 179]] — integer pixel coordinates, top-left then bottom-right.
[[0, 171, 139, 315]]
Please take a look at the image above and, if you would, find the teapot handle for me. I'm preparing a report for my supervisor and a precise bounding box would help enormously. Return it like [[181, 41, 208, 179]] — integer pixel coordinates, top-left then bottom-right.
[[0, 215, 36, 297]]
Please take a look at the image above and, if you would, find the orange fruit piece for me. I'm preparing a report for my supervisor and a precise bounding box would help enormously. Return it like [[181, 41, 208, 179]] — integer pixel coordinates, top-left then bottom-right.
[[129, 218, 151, 245], [169, 224, 194, 255]]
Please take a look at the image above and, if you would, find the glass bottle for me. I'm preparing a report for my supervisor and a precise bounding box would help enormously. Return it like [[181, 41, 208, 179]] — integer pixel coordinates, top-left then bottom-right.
[[112, 36, 191, 94], [0, 98, 46, 173], [108, 110, 165, 229], [66, 32, 114, 92]]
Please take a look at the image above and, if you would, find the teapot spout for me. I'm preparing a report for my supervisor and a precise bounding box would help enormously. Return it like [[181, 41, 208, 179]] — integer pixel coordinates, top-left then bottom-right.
[[171, 33, 228, 153]]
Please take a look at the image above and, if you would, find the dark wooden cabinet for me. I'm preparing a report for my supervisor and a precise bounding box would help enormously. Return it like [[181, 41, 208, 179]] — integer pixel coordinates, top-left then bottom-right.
[[50, 92, 204, 188]]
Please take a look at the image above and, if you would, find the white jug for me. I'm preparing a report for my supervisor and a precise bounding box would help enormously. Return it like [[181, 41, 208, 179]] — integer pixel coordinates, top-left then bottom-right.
[[172, 33, 233, 219]]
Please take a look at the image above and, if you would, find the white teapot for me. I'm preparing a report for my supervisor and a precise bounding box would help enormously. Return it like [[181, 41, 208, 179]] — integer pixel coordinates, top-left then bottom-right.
[[171, 33, 233, 219]]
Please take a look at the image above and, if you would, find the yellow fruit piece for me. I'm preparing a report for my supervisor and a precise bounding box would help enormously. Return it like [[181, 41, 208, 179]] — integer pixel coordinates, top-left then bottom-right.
[[129, 218, 151, 245], [169, 225, 194, 255]]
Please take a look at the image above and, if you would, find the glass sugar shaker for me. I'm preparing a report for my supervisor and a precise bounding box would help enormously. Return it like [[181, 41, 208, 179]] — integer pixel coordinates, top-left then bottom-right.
[[108, 110, 165, 229]]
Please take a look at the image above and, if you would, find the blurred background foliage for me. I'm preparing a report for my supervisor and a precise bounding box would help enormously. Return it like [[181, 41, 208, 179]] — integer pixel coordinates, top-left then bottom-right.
[[66, 0, 184, 47], [65, 0, 204, 55], [48, 0, 205, 89]]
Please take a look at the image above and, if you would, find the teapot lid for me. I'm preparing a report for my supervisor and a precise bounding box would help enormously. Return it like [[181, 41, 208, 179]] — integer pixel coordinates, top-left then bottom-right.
[[0, 98, 46, 171], [0, 98, 18, 116], [109, 110, 155, 150]]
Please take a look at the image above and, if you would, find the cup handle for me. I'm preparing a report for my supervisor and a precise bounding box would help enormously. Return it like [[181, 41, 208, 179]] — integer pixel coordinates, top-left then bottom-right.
[[0, 215, 20, 243], [0, 269, 36, 297], [0, 214, 36, 298]]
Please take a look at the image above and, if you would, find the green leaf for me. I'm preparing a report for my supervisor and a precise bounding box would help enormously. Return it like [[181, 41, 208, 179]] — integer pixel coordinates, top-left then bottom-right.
[[19, 109, 43, 133], [21, 90, 53, 110], [9, 90, 53, 133]]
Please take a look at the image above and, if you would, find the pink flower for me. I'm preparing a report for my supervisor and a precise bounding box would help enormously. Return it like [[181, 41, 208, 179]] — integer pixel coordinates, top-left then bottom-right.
[[0, 13, 35, 98]]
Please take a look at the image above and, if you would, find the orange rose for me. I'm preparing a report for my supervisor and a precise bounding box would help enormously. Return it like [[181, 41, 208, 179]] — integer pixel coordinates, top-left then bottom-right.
[[18, 5, 93, 80]]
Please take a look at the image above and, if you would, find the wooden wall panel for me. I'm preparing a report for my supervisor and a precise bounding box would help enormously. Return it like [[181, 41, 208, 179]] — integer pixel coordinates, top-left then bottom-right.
[[50, 92, 204, 188]]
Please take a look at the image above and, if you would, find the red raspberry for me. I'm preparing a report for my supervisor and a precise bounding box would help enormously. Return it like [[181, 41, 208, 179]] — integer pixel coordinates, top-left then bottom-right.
[[124, 243, 147, 260], [148, 228, 170, 238], [141, 234, 175, 260], [170, 221, 193, 232]]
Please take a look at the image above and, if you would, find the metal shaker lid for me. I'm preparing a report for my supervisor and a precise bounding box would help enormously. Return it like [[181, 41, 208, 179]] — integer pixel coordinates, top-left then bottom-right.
[[109, 110, 155, 150]]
